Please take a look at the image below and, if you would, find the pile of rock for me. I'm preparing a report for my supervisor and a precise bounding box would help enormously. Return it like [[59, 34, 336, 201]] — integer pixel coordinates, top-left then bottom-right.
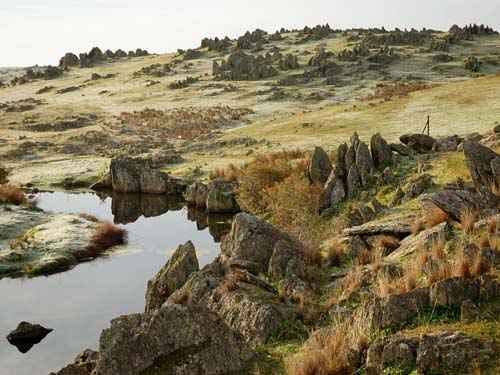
[[337, 44, 370, 61], [449, 24, 498, 41], [213, 51, 278, 81], [10, 66, 63, 86], [133, 63, 173, 78], [201, 36, 232, 52], [236, 29, 268, 50], [59, 47, 149, 69], [363, 28, 432, 47], [318, 132, 393, 212], [184, 178, 240, 214], [298, 24, 336, 42]]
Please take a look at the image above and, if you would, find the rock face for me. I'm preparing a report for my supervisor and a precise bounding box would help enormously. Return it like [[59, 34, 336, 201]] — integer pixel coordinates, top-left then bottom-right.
[[308, 146, 332, 184], [463, 140, 500, 193], [430, 277, 480, 307], [93, 304, 253, 375], [400, 133, 436, 153], [110, 155, 186, 194], [145, 241, 199, 312], [7, 322, 53, 353], [184, 181, 209, 208]]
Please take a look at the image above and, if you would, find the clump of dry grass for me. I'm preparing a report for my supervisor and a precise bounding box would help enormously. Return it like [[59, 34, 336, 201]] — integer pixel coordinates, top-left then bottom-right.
[[323, 238, 346, 267], [375, 235, 401, 254], [209, 164, 239, 182], [86, 222, 128, 257], [364, 81, 434, 101], [488, 216, 499, 236], [285, 306, 372, 375], [458, 209, 478, 234], [0, 184, 27, 205], [327, 266, 365, 306], [412, 206, 450, 235]]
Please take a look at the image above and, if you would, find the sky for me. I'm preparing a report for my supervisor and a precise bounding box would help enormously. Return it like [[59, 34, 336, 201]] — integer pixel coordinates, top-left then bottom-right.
[[1, 0, 499, 67]]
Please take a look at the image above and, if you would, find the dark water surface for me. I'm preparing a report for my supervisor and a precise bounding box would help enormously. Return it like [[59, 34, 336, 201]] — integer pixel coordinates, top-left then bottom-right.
[[0, 192, 230, 375]]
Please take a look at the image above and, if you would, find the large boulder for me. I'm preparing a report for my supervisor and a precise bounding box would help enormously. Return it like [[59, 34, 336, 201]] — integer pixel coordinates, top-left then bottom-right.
[[369, 288, 430, 329], [93, 304, 253, 375], [343, 212, 417, 237], [356, 141, 374, 186], [370, 133, 393, 168], [308, 146, 332, 184], [417, 331, 496, 374], [421, 187, 499, 221], [430, 277, 480, 307], [59, 53, 80, 69], [184, 181, 209, 208], [145, 241, 199, 312], [366, 336, 419, 374], [463, 140, 500, 192], [206, 178, 240, 213], [110, 156, 186, 194], [221, 213, 305, 279], [400, 133, 436, 153]]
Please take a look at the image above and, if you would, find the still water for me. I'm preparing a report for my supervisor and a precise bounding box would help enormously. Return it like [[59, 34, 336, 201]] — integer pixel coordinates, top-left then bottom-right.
[[0, 191, 231, 375]]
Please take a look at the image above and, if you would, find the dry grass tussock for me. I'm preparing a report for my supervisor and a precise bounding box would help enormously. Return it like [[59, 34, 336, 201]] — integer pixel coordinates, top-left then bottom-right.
[[412, 206, 449, 235], [0, 184, 27, 205], [87, 222, 128, 257], [364, 81, 434, 101], [377, 238, 492, 297], [285, 305, 373, 375], [117, 106, 253, 141], [458, 209, 478, 234]]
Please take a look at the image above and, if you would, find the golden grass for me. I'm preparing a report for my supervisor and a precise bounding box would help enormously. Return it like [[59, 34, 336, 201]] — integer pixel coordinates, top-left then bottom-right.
[[458, 209, 478, 234], [412, 206, 449, 235], [285, 306, 372, 375]]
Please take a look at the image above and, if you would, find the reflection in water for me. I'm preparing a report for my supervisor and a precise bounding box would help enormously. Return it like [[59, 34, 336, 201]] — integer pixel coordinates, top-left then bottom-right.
[[0, 191, 233, 375], [186, 206, 232, 242], [110, 192, 184, 225]]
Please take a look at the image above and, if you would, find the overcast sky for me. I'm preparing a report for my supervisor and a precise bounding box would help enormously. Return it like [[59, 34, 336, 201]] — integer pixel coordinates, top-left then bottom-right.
[[1, 0, 499, 67]]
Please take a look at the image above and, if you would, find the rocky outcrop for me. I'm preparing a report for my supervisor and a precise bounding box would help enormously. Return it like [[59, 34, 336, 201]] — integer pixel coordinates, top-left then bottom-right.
[[308, 146, 332, 184], [49, 349, 98, 375], [59, 53, 80, 69], [391, 174, 434, 206], [463, 140, 500, 193], [109, 155, 186, 194], [145, 241, 199, 312], [321, 133, 391, 211], [213, 51, 278, 80], [367, 331, 496, 375], [400, 133, 436, 153], [92, 304, 253, 375]]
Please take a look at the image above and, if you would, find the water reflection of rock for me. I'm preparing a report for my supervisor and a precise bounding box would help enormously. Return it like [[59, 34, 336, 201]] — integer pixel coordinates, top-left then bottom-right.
[[111, 193, 183, 224], [107, 193, 233, 242], [187, 206, 232, 242]]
